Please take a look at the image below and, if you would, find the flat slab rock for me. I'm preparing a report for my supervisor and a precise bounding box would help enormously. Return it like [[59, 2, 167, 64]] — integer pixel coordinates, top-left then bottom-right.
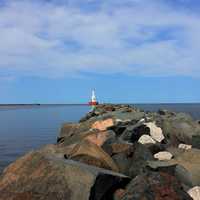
[[0, 150, 130, 200]]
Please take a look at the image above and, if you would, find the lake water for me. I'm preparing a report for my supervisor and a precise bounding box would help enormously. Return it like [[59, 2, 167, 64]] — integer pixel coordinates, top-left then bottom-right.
[[0, 104, 200, 173]]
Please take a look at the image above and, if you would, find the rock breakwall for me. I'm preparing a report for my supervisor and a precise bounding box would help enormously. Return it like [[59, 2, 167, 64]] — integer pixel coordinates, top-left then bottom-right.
[[0, 104, 200, 200]]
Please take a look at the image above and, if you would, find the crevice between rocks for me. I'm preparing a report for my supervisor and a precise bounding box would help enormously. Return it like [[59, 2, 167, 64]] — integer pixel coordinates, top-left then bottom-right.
[[89, 173, 130, 200]]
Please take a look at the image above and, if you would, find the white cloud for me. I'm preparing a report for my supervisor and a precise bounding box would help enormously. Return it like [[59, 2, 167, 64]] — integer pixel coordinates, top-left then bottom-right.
[[0, 0, 200, 78]]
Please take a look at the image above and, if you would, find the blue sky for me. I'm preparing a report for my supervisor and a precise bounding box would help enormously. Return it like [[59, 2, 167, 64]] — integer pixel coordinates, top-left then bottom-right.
[[0, 0, 200, 103]]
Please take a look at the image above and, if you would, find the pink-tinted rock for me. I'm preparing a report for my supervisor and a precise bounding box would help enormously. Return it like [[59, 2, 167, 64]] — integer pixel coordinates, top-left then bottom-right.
[[85, 130, 114, 147], [92, 118, 114, 131], [0, 149, 129, 200]]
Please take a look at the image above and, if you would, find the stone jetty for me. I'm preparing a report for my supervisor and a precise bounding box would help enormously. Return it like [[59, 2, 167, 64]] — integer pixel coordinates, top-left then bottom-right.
[[0, 104, 200, 200]]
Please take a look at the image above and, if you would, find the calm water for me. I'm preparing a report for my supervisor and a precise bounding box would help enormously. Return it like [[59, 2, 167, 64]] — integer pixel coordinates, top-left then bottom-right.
[[0, 105, 90, 173], [0, 104, 200, 173]]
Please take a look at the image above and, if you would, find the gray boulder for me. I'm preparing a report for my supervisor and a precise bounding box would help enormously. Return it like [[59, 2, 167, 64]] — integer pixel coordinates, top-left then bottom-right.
[[0, 149, 130, 200], [128, 143, 154, 178], [158, 112, 200, 145]]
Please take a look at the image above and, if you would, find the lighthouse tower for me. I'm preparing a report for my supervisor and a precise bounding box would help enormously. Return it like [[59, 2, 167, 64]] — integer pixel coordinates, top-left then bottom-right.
[[89, 90, 99, 106]]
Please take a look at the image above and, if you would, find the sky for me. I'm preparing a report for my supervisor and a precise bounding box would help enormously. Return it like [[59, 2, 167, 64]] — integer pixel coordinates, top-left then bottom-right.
[[0, 0, 200, 103]]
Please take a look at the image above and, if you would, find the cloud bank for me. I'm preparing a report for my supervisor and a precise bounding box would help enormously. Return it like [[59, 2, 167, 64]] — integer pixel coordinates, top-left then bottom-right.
[[0, 0, 200, 78]]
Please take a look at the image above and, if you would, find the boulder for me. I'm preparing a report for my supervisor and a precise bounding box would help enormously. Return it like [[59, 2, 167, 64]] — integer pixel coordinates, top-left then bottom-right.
[[110, 143, 133, 154], [145, 143, 166, 155], [128, 143, 154, 178], [159, 113, 200, 145], [138, 134, 156, 144], [67, 140, 119, 172], [120, 123, 150, 142], [60, 129, 99, 147], [178, 143, 192, 150], [0, 150, 130, 200], [85, 130, 116, 147], [110, 110, 145, 123], [154, 151, 173, 161], [91, 118, 114, 131], [149, 149, 200, 188], [117, 171, 192, 200], [173, 149, 200, 187], [57, 122, 79, 143], [112, 152, 132, 175], [188, 186, 200, 200], [58, 121, 93, 145], [111, 143, 134, 175], [144, 122, 165, 142]]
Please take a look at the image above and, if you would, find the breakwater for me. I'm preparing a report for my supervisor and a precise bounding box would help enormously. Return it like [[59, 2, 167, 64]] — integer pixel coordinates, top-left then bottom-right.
[[0, 104, 200, 200]]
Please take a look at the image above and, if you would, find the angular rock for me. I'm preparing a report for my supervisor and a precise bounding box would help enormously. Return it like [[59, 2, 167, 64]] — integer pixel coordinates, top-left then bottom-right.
[[138, 134, 156, 144], [112, 153, 132, 175], [178, 143, 192, 150], [150, 149, 200, 187], [60, 129, 99, 147], [120, 123, 150, 142], [57, 122, 79, 143], [111, 144, 134, 175], [118, 171, 192, 200], [188, 186, 200, 200], [145, 122, 165, 142], [128, 143, 154, 178], [173, 149, 200, 187], [85, 130, 116, 147], [67, 140, 119, 172], [109, 110, 145, 124], [159, 113, 200, 145], [0, 150, 130, 200], [58, 120, 94, 145], [154, 151, 173, 161], [145, 143, 166, 155], [91, 118, 114, 131], [110, 143, 133, 154]]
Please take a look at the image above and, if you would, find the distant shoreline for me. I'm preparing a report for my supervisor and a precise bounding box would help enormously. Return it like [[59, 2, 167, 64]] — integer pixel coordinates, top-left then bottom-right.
[[0, 104, 89, 109], [0, 103, 200, 109], [0, 104, 89, 105], [0, 103, 199, 107]]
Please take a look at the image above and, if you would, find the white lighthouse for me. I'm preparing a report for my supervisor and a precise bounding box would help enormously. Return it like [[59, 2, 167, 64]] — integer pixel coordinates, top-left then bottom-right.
[[89, 90, 98, 105]]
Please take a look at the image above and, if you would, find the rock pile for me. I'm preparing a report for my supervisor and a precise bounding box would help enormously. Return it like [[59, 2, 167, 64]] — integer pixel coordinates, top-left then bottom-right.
[[0, 104, 200, 200]]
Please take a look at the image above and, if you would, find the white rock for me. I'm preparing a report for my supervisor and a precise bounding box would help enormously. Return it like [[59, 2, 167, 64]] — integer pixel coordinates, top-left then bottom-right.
[[144, 122, 164, 142], [178, 143, 192, 150], [188, 186, 200, 200], [154, 151, 173, 161], [138, 134, 156, 144], [138, 118, 145, 123]]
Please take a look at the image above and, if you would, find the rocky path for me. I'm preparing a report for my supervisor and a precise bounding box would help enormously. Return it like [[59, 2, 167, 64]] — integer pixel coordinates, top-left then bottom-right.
[[0, 104, 200, 200]]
